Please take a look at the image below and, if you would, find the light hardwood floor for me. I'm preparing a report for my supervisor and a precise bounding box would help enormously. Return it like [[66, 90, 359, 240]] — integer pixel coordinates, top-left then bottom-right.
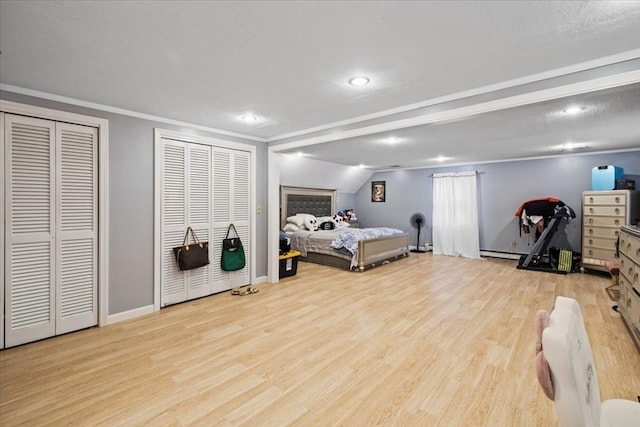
[[1, 253, 639, 426]]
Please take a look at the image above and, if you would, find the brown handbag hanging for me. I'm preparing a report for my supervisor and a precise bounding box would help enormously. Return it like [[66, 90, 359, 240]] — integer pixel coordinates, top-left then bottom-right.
[[173, 227, 210, 271]]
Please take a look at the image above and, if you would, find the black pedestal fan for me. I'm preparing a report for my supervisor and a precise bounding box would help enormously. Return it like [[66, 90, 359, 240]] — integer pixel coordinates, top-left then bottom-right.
[[410, 212, 427, 253]]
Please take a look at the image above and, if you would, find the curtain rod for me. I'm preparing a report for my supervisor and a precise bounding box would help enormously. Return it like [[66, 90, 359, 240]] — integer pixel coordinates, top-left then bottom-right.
[[429, 171, 485, 177]]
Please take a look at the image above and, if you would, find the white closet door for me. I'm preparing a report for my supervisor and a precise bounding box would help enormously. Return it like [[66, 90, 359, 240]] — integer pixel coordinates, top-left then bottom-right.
[[212, 147, 250, 292], [230, 150, 250, 286], [4, 115, 56, 347], [55, 123, 97, 334], [161, 140, 187, 306], [185, 143, 212, 300], [160, 139, 212, 306]]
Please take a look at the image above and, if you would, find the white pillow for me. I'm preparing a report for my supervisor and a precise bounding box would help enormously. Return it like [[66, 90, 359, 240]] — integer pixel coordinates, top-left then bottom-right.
[[286, 215, 305, 227], [283, 223, 299, 232]]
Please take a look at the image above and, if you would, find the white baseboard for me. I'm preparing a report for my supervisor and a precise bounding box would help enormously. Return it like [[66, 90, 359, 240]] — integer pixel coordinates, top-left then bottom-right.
[[106, 304, 155, 325], [105, 277, 268, 326]]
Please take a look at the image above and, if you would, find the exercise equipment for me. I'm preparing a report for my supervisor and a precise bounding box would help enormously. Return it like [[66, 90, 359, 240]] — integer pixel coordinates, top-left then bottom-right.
[[515, 198, 577, 274]]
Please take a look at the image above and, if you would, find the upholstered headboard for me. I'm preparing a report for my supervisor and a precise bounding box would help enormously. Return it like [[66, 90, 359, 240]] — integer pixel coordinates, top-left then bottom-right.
[[281, 186, 336, 227]]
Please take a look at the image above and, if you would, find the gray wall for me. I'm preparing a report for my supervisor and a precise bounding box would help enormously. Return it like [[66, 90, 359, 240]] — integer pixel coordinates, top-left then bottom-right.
[[336, 191, 356, 213], [354, 152, 640, 254], [1, 90, 268, 315]]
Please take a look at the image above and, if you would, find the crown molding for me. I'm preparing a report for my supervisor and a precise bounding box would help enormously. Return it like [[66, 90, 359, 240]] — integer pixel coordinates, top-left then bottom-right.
[[0, 84, 267, 143]]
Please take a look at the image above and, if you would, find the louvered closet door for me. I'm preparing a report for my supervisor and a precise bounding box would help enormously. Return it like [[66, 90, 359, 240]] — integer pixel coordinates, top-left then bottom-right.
[[55, 123, 97, 334], [212, 147, 250, 292], [4, 116, 98, 347], [160, 139, 212, 306], [4, 115, 56, 347], [185, 143, 212, 300]]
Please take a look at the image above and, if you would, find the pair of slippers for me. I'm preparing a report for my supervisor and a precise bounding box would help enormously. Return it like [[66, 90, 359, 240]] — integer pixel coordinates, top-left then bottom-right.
[[231, 286, 259, 296]]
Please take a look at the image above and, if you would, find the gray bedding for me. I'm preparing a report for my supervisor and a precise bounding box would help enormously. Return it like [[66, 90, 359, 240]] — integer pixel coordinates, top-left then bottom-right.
[[288, 229, 352, 261]]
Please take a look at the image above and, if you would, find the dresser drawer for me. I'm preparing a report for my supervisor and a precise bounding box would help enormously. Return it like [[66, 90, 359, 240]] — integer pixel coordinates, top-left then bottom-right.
[[621, 233, 640, 260], [619, 252, 635, 281], [584, 216, 623, 227], [582, 247, 617, 261], [583, 226, 620, 239], [620, 279, 628, 310], [622, 287, 640, 332], [584, 205, 626, 217], [621, 272, 632, 295], [583, 236, 617, 250], [584, 193, 626, 206]]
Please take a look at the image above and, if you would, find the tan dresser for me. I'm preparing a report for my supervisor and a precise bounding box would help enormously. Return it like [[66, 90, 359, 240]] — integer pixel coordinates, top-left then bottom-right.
[[582, 190, 640, 272], [618, 225, 640, 349]]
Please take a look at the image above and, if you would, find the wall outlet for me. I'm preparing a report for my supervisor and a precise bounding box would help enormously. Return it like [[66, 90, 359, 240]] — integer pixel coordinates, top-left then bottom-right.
[[256, 205, 262, 214], [510, 240, 517, 248]]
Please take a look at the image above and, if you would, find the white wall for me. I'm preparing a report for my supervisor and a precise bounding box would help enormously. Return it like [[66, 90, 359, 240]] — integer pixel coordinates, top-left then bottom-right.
[[279, 154, 373, 194]]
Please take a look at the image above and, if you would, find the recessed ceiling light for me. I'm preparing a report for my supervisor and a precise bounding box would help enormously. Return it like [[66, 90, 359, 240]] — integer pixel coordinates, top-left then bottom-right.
[[559, 142, 588, 151], [296, 151, 304, 157], [434, 156, 449, 162], [349, 76, 370, 86], [239, 114, 260, 123], [562, 106, 586, 115]]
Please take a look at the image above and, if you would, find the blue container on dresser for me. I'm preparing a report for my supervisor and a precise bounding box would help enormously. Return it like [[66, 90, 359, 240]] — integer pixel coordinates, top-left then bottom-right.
[[592, 165, 623, 191]]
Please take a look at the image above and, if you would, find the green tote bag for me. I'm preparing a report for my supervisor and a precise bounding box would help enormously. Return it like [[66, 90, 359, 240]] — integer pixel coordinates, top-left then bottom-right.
[[221, 224, 246, 271]]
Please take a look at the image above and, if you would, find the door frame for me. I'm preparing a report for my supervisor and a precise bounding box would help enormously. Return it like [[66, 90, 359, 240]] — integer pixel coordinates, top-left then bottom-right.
[[0, 100, 109, 348], [153, 128, 257, 311]]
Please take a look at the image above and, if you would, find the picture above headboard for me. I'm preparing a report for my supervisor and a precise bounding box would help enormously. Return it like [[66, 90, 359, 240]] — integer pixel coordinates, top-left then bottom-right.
[[281, 186, 336, 226]]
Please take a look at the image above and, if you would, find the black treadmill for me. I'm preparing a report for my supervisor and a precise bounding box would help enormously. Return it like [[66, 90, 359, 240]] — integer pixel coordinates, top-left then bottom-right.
[[515, 198, 577, 274]]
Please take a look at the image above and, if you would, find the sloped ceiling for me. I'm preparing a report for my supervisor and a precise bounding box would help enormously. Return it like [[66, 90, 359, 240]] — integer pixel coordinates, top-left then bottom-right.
[[1, 0, 639, 170]]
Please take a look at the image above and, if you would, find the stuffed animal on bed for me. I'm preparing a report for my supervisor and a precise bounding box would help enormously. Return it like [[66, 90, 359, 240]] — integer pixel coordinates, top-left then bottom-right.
[[304, 215, 319, 231], [286, 213, 319, 231], [333, 214, 349, 228], [316, 216, 336, 230]]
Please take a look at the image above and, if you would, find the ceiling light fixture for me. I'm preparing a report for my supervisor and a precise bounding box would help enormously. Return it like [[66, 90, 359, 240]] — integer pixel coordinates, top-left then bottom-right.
[[434, 156, 448, 162], [296, 151, 304, 157], [349, 76, 370, 86], [562, 106, 586, 115], [559, 142, 588, 151], [239, 114, 259, 123]]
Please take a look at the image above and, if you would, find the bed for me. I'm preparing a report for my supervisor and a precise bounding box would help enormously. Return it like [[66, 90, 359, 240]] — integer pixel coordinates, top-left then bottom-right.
[[281, 186, 409, 271]]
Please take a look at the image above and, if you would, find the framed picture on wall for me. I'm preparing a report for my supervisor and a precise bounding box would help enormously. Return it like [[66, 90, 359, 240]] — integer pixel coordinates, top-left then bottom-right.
[[371, 181, 386, 202]]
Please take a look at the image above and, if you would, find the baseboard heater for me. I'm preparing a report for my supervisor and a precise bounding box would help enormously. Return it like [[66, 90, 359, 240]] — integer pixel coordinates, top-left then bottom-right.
[[411, 246, 523, 261], [479, 250, 523, 260]]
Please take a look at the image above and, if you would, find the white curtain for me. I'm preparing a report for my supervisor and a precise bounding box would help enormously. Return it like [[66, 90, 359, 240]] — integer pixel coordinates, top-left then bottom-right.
[[432, 171, 480, 258]]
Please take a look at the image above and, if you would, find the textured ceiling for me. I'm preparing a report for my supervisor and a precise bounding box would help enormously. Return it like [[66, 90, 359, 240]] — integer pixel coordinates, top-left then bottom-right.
[[278, 83, 640, 169], [1, 0, 639, 169]]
